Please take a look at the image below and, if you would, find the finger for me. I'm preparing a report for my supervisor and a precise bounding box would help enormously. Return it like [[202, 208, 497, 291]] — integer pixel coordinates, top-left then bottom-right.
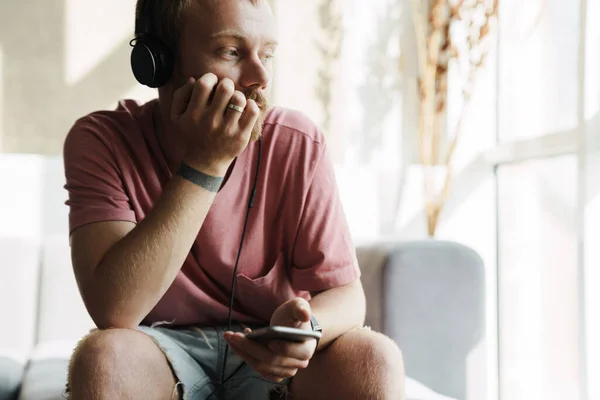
[[226, 333, 307, 369], [226, 340, 298, 381], [239, 99, 260, 133], [209, 78, 235, 115], [223, 90, 247, 127], [292, 299, 311, 325], [268, 339, 315, 363], [186, 73, 219, 119], [170, 77, 195, 121], [244, 327, 252, 334]]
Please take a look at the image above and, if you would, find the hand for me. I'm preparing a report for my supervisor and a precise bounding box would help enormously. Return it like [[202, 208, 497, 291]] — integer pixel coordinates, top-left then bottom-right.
[[223, 298, 317, 383], [170, 73, 260, 176]]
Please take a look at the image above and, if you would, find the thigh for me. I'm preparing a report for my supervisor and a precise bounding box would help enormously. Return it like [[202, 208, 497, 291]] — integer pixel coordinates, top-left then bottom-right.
[[199, 325, 288, 400], [224, 362, 288, 400], [137, 326, 215, 399], [288, 328, 404, 400], [147, 324, 288, 400]]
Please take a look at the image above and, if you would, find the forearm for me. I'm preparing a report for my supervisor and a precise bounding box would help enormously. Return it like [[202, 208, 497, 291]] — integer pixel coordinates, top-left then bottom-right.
[[90, 175, 217, 329], [309, 279, 366, 351]]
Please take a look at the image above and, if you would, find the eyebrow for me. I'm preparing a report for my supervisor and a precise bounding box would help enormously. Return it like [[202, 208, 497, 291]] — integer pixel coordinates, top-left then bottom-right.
[[210, 29, 279, 46]]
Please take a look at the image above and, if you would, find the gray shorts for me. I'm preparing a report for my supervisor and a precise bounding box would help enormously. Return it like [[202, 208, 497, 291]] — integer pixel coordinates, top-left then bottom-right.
[[137, 323, 288, 400]]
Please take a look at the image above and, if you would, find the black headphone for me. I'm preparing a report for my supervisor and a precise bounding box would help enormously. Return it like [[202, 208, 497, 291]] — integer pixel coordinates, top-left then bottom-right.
[[213, 138, 262, 397], [130, 0, 174, 88]]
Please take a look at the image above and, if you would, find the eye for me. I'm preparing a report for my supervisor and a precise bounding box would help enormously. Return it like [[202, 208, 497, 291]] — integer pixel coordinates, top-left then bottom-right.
[[219, 48, 239, 59], [261, 53, 275, 63]]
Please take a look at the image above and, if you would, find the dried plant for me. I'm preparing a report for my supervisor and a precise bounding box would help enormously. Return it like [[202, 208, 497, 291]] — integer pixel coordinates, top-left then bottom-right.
[[315, 0, 343, 135], [411, 0, 498, 236]]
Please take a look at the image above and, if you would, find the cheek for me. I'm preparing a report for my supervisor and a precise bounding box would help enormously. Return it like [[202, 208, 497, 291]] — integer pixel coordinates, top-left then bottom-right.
[[206, 64, 243, 85], [178, 55, 241, 84], [169, 67, 188, 89]]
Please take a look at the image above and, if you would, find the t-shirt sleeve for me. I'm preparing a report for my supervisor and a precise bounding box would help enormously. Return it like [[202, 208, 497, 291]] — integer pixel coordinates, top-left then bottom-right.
[[290, 143, 361, 292], [63, 118, 136, 234]]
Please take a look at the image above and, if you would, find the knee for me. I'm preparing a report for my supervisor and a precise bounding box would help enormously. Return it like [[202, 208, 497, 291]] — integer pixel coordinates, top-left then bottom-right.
[[67, 328, 149, 386], [343, 329, 405, 398], [357, 329, 404, 372]]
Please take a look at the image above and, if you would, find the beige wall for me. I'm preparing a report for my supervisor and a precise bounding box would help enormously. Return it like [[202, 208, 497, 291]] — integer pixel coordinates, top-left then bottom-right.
[[0, 0, 157, 155]]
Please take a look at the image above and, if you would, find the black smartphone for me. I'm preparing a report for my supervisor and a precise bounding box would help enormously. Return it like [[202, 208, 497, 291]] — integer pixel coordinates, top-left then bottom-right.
[[245, 326, 321, 343]]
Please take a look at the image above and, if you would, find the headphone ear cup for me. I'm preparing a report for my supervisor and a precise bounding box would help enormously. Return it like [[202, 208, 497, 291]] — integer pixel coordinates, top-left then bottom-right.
[[130, 36, 174, 88]]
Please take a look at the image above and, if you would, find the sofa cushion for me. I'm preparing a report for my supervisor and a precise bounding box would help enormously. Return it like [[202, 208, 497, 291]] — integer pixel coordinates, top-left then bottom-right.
[[0, 237, 40, 358], [355, 241, 397, 333], [17, 359, 69, 400], [17, 341, 76, 400], [16, 340, 457, 400], [406, 377, 458, 400], [0, 357, 23, 400]]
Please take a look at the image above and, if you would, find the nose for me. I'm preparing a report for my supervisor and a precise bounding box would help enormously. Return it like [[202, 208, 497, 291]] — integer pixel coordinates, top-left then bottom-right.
[[239, 55, 270, 91]]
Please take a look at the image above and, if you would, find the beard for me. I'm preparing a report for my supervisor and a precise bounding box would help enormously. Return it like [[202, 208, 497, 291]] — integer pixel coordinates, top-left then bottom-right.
[[245, 90, 269, 142]]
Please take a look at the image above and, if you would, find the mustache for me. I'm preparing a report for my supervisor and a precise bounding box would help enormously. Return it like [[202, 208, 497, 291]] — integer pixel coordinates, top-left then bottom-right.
[[246, 90, 268, 111]]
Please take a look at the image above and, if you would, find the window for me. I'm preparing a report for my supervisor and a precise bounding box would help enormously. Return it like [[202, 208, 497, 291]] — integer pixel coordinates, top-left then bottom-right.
[[498, 156, 582, 400]]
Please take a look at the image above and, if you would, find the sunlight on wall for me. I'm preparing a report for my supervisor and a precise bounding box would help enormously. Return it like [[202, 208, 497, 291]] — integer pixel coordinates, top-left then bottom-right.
[[450, 51, 497, 173], [339, 0, 403, 167], [499, 0, 579, 142], [334, 166, 380, 241], [64, 0, 136, 86], [272, 1, 323, 127], [0, 155, 44, 239], [0, 44, 3, 154], [396, 165, 447, 237], [585, 0, 600, 120]]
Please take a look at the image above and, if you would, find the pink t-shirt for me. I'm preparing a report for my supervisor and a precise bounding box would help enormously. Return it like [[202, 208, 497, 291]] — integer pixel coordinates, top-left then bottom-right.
[[63, 99, 360, 327]]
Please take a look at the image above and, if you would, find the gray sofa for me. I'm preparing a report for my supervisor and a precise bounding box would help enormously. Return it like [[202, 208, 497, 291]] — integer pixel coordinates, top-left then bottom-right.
[[0, 155, 486, 400], [0, 238, 484, 400]]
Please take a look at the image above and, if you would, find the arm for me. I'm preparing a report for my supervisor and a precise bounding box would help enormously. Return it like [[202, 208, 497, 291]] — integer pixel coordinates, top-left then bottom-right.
[[71, 176, 218, 330], [68, 75, 259, 329], [309, 279, 366, 351]]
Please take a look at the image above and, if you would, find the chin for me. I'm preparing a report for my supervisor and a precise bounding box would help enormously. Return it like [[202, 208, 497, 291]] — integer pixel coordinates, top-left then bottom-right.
[[250, 109, 267, 142], [250, 130, 262, 142]]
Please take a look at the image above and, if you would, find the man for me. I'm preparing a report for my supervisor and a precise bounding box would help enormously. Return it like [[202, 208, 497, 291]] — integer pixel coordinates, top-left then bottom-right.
[[64, 0, 405, 399]]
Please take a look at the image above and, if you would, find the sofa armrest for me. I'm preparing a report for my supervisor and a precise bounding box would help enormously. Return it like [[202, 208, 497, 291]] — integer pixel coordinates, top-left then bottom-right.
[[383, 240, 486, 399]]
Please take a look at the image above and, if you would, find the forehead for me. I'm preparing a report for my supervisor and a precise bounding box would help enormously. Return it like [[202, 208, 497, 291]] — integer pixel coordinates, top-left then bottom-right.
[[182, 0, 276, 44]]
